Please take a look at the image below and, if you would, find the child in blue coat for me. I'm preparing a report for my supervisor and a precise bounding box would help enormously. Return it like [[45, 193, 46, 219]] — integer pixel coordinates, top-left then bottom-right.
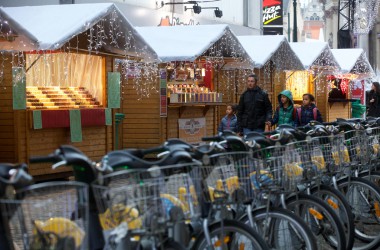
[[218, 104, 238, 133], [295, 93, 323, 127]]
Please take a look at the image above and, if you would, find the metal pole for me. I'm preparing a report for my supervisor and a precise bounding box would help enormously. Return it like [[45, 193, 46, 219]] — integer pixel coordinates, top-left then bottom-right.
[[293, 0, 298, 42], [288, 12, 291, 41]]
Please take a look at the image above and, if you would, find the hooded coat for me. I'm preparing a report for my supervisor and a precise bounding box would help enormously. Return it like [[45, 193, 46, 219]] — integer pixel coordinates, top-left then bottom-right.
[[271, 90, 295, 126]]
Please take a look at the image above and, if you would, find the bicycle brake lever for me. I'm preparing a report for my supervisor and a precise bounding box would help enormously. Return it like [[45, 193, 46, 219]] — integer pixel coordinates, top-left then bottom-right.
[[52, 160, 68, 169]]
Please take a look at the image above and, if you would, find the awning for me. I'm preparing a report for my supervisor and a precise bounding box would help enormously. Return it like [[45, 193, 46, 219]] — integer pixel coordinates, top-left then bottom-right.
[[331, 48, 375, 78], [0, 3, 158, 61], [289, 42, 340, 71], [135, 24, 254, 68], [236, 35, 304, 70]]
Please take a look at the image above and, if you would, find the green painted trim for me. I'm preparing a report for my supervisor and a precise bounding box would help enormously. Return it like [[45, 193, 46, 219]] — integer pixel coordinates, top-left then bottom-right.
[[105, 108, 112, 125], [33, 110, 42, 129], [107, 72, 120, 108], [69, 110, 82, 142], [12, 67, 26, 110]]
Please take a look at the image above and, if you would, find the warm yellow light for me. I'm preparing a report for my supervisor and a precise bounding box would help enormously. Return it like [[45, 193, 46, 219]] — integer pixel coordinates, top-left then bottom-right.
[[201, 68, 206, 77]]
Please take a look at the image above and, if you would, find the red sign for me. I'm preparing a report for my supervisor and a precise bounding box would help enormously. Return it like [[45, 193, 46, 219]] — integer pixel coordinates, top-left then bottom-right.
[[351, 80, 365, 104]]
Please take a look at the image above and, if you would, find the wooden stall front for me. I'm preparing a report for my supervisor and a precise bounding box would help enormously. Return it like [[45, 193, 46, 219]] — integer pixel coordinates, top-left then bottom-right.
[[118, 60, 225, 149], [0, 3, 158, 180]]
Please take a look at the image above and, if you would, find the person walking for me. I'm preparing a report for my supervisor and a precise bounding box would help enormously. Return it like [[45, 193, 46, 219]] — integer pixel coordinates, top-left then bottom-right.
[[294, 93, 323, 127], [267, 90, 296, 127], [367, 82, 380, 117], [218, 104, 238, 133], [237, 74, 272, 135]]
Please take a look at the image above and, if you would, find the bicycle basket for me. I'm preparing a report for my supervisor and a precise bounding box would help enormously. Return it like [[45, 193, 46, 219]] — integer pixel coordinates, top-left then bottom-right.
[[251, 144, 306, 193], [343, 130, 370, 168], [314, 134, 345, 173], [92, 163, 201, 245], [366, 127, 380, 166], [200, 152, 256, 204], [0, 181, 88, 250]]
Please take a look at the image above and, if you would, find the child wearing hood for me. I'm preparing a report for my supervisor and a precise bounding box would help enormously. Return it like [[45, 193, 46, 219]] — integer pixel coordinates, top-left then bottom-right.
[[295, 93, 323, 127], [267, 90, 295, 127]]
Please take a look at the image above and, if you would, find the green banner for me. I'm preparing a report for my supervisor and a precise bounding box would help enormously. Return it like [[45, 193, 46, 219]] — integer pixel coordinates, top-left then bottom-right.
[[105, 108, 112, 125], [12, 67, 26, 110], [33, 110, 42, 129], [107, 72, 120, 108], [69, 110, 82, 142]]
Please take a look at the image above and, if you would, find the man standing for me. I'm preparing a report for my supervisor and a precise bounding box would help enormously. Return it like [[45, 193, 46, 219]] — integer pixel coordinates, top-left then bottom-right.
[[237, 74, 273, 135]]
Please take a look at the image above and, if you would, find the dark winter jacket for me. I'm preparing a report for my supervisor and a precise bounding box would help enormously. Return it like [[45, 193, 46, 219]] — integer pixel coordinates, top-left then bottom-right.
[[237, 86, 273, 132], [367, 90, 380, 117], [294, 103, 323, 127], [271, 90, 295, 126], [218, 114, 238, 133]]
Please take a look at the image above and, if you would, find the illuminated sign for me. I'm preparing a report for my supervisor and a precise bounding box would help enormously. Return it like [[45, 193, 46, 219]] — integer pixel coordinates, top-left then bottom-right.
[[263, 0, 283, 25]]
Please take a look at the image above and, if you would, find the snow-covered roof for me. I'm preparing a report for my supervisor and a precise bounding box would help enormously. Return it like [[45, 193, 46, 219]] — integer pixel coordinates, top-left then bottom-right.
[[0, 3, 158, 61], [331, 48, 374, 76], [135, 25, 253, 67], [237, 35, 304, 70], [289, 42, 340, 70]]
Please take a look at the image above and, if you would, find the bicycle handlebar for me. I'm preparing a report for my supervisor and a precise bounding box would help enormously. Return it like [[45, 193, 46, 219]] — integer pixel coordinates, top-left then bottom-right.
[[202, 136, 223, 142], [29, 153, 62, 164]]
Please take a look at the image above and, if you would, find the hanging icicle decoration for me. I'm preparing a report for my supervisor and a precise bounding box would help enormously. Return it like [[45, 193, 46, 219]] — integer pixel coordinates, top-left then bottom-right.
[[353, 0, 380, 34]]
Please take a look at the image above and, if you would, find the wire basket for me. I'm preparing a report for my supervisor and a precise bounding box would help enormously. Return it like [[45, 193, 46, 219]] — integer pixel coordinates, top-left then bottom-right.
[[0, 181, 88, 250], [365, 127, 380, 167], [199, 152, 256, 204], [312, 134, 346, 173], [91, 163, 202, 245], [251, 144, 308, 193], [342, 130, 370, 168]]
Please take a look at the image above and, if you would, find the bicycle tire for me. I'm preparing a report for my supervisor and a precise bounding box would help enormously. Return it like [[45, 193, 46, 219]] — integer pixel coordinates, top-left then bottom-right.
[[286, 193, 346, 250], [310, 184, 355, 250], [192, 219, 269, 250], [359, 170, 380, 187], [337, 176, 380, 250], [240, 206, 317, 250]]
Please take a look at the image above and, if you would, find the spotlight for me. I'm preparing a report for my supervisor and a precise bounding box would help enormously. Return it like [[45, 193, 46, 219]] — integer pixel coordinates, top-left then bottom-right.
[[193, 4, 202, 14], [214, 8, 223, 18]]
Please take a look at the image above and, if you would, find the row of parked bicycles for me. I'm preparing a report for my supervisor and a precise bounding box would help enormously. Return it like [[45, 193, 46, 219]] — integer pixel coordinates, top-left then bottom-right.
[[2, 117, 380, 250]]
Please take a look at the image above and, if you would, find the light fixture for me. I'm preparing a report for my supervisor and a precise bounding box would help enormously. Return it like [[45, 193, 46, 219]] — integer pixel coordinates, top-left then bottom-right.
[[201, 68, 206, 77], [185, 4, 202, 14], [214, 8, 223, 18]]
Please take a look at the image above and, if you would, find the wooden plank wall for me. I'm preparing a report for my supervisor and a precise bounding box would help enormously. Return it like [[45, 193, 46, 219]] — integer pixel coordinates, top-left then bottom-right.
[[166, 106, 216, 139], [120, 77, 162, 149], [0, 54, 16, 163]]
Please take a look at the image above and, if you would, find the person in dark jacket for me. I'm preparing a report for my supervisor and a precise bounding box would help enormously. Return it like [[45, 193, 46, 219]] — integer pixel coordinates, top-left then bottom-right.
[[237, 74, 273, 135], [268, 90, 295, 127], [294, 93, 323, 127], [367, 82, 380, 117], [218, 104, 238, 133]]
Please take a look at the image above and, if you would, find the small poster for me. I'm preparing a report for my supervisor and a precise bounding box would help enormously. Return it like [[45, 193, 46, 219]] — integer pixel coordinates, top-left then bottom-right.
[[178, 118, 206, 145]]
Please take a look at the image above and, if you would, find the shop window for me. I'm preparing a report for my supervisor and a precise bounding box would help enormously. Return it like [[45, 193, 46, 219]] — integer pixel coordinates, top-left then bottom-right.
[[25, 53, 104, 109]]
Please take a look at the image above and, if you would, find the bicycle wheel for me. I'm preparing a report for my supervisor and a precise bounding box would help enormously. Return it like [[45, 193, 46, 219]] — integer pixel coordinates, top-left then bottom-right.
[[286, 193, 346, 250], [240, 206, 317, 250], [359, 170, 380, 187], [337, 176, 380, 250], [192, 219, 269, 250], [310, 184, 355, 250]]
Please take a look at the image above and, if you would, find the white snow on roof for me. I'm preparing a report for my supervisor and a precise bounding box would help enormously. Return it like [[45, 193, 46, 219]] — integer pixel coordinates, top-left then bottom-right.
[[289, 41, 338, 69], [0, 3, 158, 61], [135, 25, 252, 64], [331, 48, 373, 75], [237, 35, 304, 70]]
